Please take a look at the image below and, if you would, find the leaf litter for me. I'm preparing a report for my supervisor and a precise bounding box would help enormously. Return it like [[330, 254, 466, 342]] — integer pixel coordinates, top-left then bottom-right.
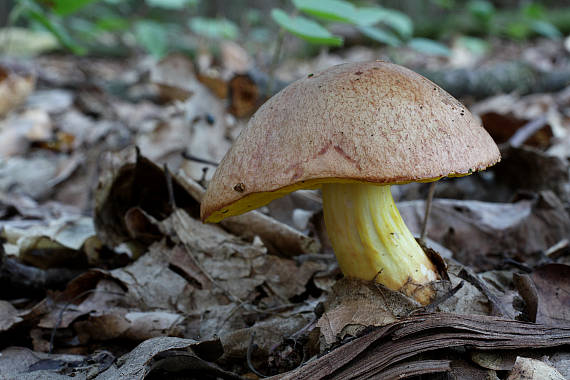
[[1, 39, 570, 379]]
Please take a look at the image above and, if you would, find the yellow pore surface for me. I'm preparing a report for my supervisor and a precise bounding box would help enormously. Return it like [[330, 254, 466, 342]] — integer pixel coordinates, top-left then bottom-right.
[[203, 175, 469, 223], [321, 182, 437, 292]]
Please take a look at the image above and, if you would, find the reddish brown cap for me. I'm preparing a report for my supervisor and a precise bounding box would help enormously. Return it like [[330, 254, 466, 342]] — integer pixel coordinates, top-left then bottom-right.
[[201, 61, 500, 222]]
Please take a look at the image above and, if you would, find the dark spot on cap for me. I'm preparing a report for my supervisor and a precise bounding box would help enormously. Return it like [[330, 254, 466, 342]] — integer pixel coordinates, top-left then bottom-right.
[[233, 183, 245, 192], [355, 71, 363, 75]]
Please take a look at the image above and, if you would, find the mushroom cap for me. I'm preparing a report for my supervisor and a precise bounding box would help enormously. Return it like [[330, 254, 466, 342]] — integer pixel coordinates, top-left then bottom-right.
[[201, 61, 500, 222]]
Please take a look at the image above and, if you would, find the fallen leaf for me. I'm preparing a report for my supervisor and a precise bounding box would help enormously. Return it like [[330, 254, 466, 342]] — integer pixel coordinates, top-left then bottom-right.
[[0, 300, 22, 332], [95, 336, 237, 380], [0, 65, 35, 117], [506, 356, 565, 380], [316, 278, 416, 345], [532, 264, 570, 327], [398, 192, 570, 271]]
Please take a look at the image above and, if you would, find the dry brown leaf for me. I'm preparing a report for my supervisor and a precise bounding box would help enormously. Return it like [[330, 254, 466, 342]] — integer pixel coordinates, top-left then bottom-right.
[[316, 278, 416, 345], [471, 350, 519, 371], [398, 192, 570, 271], [532, 264, 570, 327], [495, 145, 570, 204], [0, 300, 22, 332], [471, 93, 563, 149], [506, 356, 565, 380], [95, 337, 236, 380], [0, 65, 35, 118], [176, 172, 321, 257]]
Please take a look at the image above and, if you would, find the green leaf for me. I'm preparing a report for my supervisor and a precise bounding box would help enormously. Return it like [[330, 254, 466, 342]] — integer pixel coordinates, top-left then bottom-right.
[[271, 9, 343, 46], [357, 25, 400, 47], [95, 16, 129, 32], [292, 0, 357, 23], [407, 38, 451, 56], [432, 0, 455, 10], [522, 2, 545, 19], [24, 5, 86, 54], [505, 21, 530, 40], [134, 20, 168, 58], [353, 7, 413, 37], [531, 20, 561, 39], [189, 17, 239, 40], [145, 0, 194, 10], [467, 0, 495, 22], [456, 36, 489, 55], [51, 0, 100, 16]]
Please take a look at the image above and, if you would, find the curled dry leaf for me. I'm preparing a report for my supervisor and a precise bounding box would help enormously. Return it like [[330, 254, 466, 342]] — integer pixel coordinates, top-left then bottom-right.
[[2, 216, 101, 269], [0, 65, 35, 118], [531, 264, 570, 327], [471, 93, 561, 149], [316, 261, 494, 347], [316, 278, 418, 346], [95, 337, 236, 380], [398, 192, 570, 271], [176, 172, 321, 257], [150, 53, 200, 102], [495, 145, 570, 204], [0, 300, 22, 332], [0, 337, 233, 380], [26, 89, 74, 114], [94, 146, 199, 249], [0, 346, 107, 380], [506, 356, 565, 380]]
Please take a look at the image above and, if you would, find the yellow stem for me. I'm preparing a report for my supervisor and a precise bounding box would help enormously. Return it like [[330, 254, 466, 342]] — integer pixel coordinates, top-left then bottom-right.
[[322, 183, 438, 304]]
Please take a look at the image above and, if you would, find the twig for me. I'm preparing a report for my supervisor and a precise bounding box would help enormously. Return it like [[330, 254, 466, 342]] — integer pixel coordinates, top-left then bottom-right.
[[420, 182, 437, 242], [163, 164, 177, 209], [508, 115, 548, 147], [267, 28, 285, 96], [247, 331, 267, 378], [502, 258, 532, 273], [409, 281, 464, 315], [458, 268, 511, 318], [544, 238, 569, 258], [181, 152, 219, 167]]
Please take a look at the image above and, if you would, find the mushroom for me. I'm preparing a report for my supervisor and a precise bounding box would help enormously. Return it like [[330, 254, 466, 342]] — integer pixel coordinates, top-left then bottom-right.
[[200, 61, 500, 304]]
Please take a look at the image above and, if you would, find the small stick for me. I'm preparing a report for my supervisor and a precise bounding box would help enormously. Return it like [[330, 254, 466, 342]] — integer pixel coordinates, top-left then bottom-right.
[[409, 281, 464, 315], [181, 152, 219, 167], [420, 182, 437, 242], [509, 115, 548, 148], [163, 164, 177, 209], [544, 238, 569, 258], [247, 331, 267, 378], [458, 268, 511, 318]]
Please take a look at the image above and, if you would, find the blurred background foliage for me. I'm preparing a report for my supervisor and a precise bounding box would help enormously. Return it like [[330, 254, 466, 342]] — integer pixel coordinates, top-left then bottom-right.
[[0, 0, 568, 59]]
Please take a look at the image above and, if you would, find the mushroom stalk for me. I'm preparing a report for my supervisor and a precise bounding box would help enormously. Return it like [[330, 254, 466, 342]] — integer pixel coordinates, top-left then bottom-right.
[[322, 182, 438, 304]]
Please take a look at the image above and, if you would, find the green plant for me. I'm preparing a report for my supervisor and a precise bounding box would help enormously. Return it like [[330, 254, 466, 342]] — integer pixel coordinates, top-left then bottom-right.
[[271, 0, 451, 56], [4, 0, 239, 58], [505, 2, 562, 40]]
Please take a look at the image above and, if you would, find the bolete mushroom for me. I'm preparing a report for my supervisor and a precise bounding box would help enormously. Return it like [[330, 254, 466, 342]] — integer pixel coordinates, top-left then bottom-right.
[[200, 61, 500, 305]]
